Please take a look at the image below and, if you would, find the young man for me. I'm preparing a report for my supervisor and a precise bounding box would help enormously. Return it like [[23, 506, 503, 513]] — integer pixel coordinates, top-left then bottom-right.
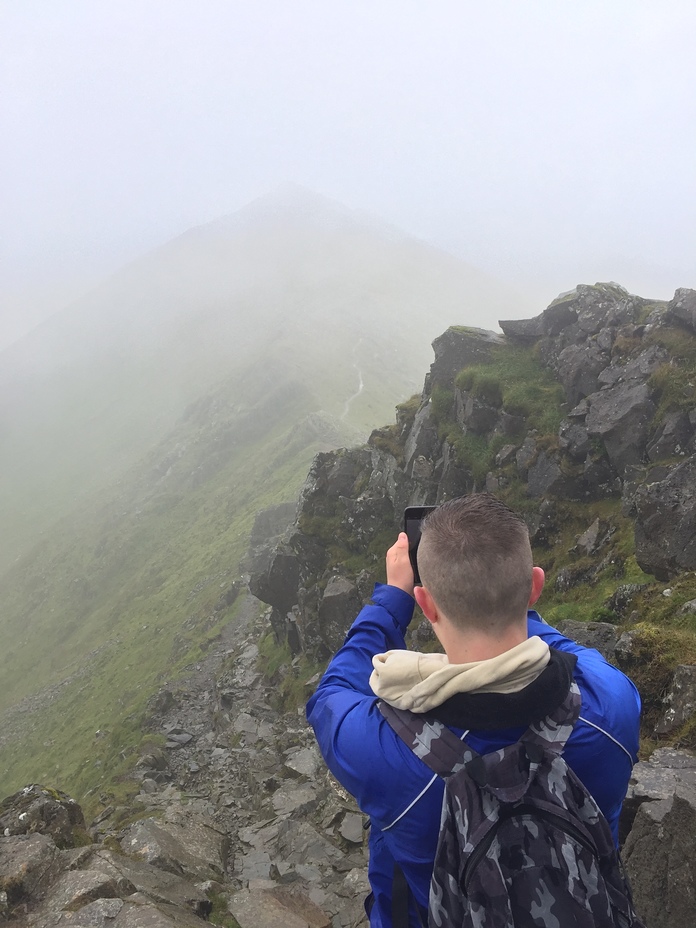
[[306, 494, 641, 927]]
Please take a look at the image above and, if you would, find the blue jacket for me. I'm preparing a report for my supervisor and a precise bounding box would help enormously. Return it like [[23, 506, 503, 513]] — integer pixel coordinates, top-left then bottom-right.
[[306, 584, 641, 928]]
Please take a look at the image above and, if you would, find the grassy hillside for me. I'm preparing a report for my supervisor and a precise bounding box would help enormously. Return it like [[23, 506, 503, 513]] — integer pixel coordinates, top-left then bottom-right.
[[0, 188, 520, 573], [0, 357, 349, 803]]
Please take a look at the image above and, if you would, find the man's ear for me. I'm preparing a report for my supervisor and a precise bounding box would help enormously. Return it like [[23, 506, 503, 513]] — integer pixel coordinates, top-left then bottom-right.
[[528, 566, 545, 607], [414, 585, 439, 625]]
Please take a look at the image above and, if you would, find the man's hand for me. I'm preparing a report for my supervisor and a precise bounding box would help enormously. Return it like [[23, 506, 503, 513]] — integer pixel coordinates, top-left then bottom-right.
[[386, 532, 415, 597]]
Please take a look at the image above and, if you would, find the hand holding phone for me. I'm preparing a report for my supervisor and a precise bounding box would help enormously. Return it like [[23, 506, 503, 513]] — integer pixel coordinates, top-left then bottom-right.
[[403, 506, 437, 586]]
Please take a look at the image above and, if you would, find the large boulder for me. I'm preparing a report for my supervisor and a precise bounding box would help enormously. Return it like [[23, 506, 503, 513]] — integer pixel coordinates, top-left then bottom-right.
[[248, 544, 301, 614], [0, 785, 86, 849], [585, 383, 656, 476], [429, 327, 502, 389]]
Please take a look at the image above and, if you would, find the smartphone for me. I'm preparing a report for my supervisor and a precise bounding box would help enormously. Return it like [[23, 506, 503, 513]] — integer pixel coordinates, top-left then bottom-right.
[[403, 506, 437, 586]]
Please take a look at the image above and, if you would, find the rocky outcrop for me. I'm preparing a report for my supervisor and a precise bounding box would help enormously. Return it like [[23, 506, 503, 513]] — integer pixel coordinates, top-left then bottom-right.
[[249, 283, 696, 660]]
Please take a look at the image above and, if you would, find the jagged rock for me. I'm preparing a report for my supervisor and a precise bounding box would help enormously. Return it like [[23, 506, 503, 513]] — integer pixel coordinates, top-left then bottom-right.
[[0, 785, 86, 849], [647, 410, 694, 462], [49, 870, 135, 912], [499, 293, 578, 342], [89, 848, 212, 918], [120, 818, 229, 881], [655, 665, 696, 735], [585, 382, 656, 476], [555, 342, 608, 406], [312, 576, 361, 656], [515, 434, 537, 478], [434, 441, 470, 501], [526, 450, 571, 498], [248, 544, 301, 614], [283, 746, 323, 780], [598, 345, 668, 390], [520, 501, 555, 550], [668, 288, 696, 334], [632, 456, 696, 579], [428, 327, 502, 389], [0, 833, 62, 912], [403, 403, 438, 473], [558, 418, 592, 461], [555, 620, 619, 660], [147, 690, 178, 717]]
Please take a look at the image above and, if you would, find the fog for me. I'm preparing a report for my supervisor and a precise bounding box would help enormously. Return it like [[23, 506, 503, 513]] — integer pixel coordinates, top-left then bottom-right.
[[2, 0, 695, 349]]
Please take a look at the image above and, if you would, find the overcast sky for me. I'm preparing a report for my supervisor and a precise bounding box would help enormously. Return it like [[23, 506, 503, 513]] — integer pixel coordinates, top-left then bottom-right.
[[1, 1, 694, 348]]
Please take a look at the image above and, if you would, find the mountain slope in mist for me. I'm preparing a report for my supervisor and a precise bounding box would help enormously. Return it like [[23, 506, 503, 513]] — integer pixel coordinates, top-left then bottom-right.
[[0, 185, 519, 571]]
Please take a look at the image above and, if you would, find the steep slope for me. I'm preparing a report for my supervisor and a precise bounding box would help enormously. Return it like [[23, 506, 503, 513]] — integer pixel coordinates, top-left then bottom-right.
[[0, 355, 341, 796], [0, 186, 519, 572]]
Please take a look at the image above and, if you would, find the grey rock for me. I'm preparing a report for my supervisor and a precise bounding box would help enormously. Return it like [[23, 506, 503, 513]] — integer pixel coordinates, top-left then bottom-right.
[[555, 342, 608, 406], [558, 419, 592, 461], [614, 628, 641, 663], [632, 456, 696, 578], [585, 382, 656, 476], [527, 450, 570, 498], [0, 833, 62, 908], [668, 287, 696, 334], [248, 544, 301, 615], [515, 434, 537, 478], [283, 747, 323, 780], [647, 410, 694, 462], [338, 814, 364, 846], [0, 785, 86, 848], [403, 403, 438, 473], [555, 620, 619, 660], [495, 444, 517, 467], [429, 327, 502, 389], [655, 665, 696, 735], [120, 817, 229, 881]]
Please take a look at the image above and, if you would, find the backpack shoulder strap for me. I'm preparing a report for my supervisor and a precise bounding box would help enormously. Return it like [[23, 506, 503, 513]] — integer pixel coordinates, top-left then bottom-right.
[[521, 680, 581, 760], [377, 699, 479, 777]]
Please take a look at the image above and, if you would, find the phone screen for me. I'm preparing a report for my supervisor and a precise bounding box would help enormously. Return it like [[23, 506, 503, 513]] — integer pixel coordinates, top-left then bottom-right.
[[403, 506, 437, 585]]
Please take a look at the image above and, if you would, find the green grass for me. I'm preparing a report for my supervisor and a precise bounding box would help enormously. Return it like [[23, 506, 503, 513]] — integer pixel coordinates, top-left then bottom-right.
[[455, 342, 567, 434], [0, 370, 358, 809]]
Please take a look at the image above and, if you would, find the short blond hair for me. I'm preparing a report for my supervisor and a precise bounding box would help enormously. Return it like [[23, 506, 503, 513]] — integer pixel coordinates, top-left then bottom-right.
[[417, 494, 533, 631]]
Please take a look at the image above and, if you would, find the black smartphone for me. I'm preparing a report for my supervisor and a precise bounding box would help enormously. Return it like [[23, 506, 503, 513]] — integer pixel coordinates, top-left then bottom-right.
[[403, 506, 437, 586]]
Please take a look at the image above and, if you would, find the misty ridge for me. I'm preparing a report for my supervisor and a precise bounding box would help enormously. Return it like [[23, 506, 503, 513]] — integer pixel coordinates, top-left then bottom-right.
[[0, 186, 517, 573]]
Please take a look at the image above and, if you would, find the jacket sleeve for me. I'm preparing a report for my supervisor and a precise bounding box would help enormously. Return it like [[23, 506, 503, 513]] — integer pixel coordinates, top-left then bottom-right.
[[306, 583, 415, 802]]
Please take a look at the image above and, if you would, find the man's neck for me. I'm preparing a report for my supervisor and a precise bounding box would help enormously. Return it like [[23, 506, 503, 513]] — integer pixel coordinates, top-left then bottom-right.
[[443, 624, 529, 664]]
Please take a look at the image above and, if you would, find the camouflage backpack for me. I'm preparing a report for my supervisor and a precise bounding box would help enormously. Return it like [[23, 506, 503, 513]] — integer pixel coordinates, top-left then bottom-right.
[[379, 683, 645, 928]]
